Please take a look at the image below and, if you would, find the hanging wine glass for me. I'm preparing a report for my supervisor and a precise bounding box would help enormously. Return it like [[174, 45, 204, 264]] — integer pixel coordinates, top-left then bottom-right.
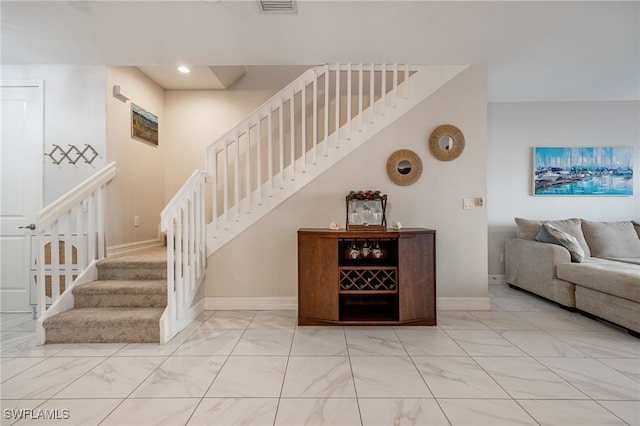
[[348, 239, 360, 259], [361, 240, 370, 258], [372, 239, 383, 259]]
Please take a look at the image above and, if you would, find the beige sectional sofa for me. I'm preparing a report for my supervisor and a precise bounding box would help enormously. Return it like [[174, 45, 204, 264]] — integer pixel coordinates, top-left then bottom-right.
[[505, 218, 640, 336]]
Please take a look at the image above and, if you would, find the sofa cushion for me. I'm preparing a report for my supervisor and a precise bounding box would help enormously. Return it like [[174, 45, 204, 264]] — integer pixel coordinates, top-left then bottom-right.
[[557, 261, 640, 303], [605, 258, 640, 266], [515, 217, 591, 257], [535, 224, 585, 263], [582, 220, 640, 259]]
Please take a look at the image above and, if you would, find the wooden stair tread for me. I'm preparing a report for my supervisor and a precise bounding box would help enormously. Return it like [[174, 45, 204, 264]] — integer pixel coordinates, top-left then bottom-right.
[[73, 280, 167, 295], [44, 307, 164, 328]]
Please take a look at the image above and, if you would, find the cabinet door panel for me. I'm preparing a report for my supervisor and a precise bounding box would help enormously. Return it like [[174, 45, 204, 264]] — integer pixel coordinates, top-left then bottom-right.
[[398, 232, 436, 322], [298, 232, 339, 321]]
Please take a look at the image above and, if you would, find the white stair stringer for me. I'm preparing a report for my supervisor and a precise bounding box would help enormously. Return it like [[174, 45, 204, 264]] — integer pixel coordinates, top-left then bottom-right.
[[206, 64, 469, 255]]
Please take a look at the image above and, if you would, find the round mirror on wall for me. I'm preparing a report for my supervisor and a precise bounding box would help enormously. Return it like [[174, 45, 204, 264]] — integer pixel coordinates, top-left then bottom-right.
[[397, 160, 412, 175], [429, 124, 465, 161], [386, 149, 423, 186]]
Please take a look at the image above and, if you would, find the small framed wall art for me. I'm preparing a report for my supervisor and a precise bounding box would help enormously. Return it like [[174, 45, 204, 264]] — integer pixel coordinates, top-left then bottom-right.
[[132, 103, 159, 145]]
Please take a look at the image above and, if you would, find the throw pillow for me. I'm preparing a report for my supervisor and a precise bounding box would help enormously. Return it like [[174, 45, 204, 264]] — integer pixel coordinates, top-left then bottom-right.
[[633, 221, 640, 239], [582, 220, 640, 258], [514, 218, 541, 240], [535, 223, 585, 263], [515, 217, 591, 257]]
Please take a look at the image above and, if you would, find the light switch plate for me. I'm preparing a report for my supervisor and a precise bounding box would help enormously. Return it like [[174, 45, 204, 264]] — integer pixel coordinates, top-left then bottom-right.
[[463, 198, 475, 209]]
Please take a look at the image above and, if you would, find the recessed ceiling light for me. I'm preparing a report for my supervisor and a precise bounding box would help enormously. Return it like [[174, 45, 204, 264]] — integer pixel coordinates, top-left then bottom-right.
[[177, 66, 191, 74]]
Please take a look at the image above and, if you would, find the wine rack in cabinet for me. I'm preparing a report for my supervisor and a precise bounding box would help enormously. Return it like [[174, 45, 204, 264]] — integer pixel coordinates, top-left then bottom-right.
[[297, 228, 436, 326]]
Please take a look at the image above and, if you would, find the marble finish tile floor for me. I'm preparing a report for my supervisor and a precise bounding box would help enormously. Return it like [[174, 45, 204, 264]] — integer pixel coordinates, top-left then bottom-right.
[[1, 286, 638, 425]]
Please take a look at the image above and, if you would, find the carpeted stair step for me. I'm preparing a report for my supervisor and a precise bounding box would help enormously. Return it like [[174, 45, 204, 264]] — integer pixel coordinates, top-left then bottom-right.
[[97, 246, 167, 280], [43, 307, 164, 343], [73, 280, 167, 308]]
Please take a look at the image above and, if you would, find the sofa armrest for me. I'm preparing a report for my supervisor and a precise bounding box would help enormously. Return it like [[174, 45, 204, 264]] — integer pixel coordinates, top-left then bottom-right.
[[505, 238, 571, 283]]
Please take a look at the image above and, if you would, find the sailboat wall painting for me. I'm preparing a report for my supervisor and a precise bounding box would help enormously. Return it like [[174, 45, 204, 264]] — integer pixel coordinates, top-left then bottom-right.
[[533, 146, 634, 196]]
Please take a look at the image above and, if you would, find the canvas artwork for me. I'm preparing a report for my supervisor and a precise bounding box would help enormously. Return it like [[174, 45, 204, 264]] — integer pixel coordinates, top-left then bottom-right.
[[533, 146, 633, 196], [131, 104, 158, 145]]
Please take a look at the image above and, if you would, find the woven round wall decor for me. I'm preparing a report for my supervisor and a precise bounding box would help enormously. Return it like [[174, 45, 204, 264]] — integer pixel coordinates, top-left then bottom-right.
[[386, 149, 423, 186], [429, 124, 465, 161]]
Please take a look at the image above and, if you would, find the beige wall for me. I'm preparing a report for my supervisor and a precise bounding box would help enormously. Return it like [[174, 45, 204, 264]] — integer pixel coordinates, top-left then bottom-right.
[[163, 88, 277, 204], [106, 67, 166, 247], [205, 66, 489, 301]]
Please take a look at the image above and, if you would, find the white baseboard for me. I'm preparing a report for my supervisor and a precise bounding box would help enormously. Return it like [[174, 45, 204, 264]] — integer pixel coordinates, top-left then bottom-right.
[[107, 238, 162, 256], [488, 274, 507, 286], [437, 297, 491, 311], [204, 296, 490, 312], [205, 297, 297, 311]]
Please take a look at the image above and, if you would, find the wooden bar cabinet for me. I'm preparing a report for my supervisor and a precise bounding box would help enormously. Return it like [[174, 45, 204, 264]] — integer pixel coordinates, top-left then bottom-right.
[[297, 228, 436, 326]]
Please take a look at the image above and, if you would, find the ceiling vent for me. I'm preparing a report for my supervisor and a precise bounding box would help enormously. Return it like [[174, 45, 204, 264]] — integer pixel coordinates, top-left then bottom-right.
[[259, 0, 296, 13]]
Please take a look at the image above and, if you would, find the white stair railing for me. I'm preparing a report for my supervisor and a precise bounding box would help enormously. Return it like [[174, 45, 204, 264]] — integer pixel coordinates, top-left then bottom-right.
[[206, 63, 418, 251], [159, 170, 207, 343], [35, 162, 116, 344]]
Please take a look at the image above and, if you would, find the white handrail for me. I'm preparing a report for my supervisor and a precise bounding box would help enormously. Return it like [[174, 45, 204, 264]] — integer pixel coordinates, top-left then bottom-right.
[[160, 169, 207, 343], [35, 162, 116, 343]]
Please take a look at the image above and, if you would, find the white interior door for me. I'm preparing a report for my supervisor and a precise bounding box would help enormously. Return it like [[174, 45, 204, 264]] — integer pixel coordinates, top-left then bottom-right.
[[1, 82, 43, 312]]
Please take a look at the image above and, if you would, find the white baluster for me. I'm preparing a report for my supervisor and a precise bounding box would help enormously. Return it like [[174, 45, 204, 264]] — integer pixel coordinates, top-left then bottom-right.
[[51, 221, 60, 301], [210, 148, 218, 233], [234, 133, 240, 220], [312, 71, 318, 164], [76, 200, 86, 269], [290, 90, 295, 180], [63, 212, 72, 292], [346, 63, 352, 140], [324, 64, 329, 157], [335, 62, 340, 149], [393, 63, 398, 108], [87, 193, 96, 262], [256, 118, 263, 205], [381, 63, 386, 116], [267, 108, 273, 194], [175, 208, 183, 317], [37, 234, 45, 319], [404, 64, 410, 99], [370, 63, 375, 123], [222, 143, 229, 229], [97, 186, 105, 259], [245, 126, 251, 213], [358, 63, 363, 132], [279, 99, 285, 187], [301, 83, 306, 172]]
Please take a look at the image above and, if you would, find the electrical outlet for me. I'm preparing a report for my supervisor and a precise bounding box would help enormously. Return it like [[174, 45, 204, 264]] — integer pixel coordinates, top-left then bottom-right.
[[134, 216, 139, 227], [500, 253, 505, 263]]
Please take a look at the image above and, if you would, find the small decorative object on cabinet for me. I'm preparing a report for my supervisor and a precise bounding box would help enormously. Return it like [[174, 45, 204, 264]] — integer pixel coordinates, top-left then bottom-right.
[[297, 228, 436, 326], [346, 190, 387, 231]]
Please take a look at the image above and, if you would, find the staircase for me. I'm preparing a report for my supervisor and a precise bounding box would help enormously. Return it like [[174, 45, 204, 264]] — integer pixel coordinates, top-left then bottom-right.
[[205, 63, 469, 254], [43, 247, 167, 343], [35, 64, 469, 345]]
